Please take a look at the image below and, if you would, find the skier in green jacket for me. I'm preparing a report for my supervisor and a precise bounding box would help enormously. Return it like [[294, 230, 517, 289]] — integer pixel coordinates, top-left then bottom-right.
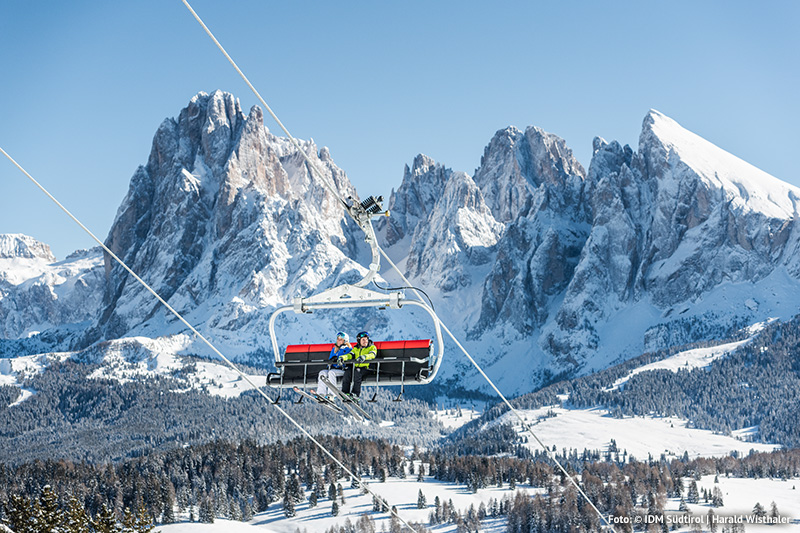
[[340, 331, 377, 402]]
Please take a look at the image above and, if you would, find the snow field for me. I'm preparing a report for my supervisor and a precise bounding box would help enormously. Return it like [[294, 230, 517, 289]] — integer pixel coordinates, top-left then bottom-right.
[[500, 405, 778, 461], [665, 475, 800, 532], [431, 408, 481, 430], [161, 463, 537, 533], [156, 467, 800, 533]]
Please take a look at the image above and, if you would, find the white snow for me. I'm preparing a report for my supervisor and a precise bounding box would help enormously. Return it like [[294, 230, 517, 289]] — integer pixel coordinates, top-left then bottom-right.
[[158, 469, 800, 533], [8, 387, 36, 407], [162, 467, 537, 533], [495, 405, 778, 461], [608, 320, 773, 391], [432, 408, 481, 430], [667, 475, 800, 532], [160, 519, 278, 533], [87, 335, 267, 398], [647, 110, 800, 219]]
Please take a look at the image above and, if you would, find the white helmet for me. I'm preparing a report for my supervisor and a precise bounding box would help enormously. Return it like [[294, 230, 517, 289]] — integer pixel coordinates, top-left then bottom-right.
[[336, 331, 350, 344]]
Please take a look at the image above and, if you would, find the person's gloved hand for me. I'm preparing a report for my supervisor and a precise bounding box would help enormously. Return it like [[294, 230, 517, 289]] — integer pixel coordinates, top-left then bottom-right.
[[356, 355, 366, 363], [337, 356, 344, 365]]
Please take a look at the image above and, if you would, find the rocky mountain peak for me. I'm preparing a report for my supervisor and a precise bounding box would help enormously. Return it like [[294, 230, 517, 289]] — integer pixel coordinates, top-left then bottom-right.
[[473, 125, 586, 223], [379, 154, 452, 247], [640, 109, 800, 220], [94, 91, 364, 344], [0, 234, 56, 262], [404, 172, 502, 291]]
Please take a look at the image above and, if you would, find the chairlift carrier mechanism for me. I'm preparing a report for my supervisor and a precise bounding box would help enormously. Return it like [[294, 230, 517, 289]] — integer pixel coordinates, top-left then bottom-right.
[[267, 195, 444, 399]]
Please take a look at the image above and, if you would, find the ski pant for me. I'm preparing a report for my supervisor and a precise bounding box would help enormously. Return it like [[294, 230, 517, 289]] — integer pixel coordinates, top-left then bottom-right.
[[317, 368, 344, 396], [342, 366, 368, 396]]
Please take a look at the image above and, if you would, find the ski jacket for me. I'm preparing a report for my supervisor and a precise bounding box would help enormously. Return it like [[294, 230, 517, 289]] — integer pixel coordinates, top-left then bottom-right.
[[328, 345, 352, 370], [342, 342, 377, 368]]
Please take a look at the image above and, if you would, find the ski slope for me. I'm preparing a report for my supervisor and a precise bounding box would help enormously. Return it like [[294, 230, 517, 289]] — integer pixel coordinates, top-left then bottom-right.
[[609, 320, 772, 392]]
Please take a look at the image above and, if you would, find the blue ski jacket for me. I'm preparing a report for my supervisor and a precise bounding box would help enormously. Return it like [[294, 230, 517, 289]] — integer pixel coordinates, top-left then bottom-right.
[[328, 344, 352, 370]]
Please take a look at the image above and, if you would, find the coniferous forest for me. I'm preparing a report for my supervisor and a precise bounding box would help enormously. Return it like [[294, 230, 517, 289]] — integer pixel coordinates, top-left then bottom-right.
[[2, 435, 800, 532]]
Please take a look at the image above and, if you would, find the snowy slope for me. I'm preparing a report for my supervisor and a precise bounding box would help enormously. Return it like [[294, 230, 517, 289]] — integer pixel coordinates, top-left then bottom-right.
[[500, 405, 778, 461], [645, 110, 800, 219], [157, 471, 800, 533], [161, 466, 537, 533], [84, 335, 267, 397], [609, 319, 774, 391]]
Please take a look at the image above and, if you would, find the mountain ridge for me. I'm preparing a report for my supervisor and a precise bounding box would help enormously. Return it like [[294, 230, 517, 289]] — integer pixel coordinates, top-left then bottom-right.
[[2, 95, 799, 397]]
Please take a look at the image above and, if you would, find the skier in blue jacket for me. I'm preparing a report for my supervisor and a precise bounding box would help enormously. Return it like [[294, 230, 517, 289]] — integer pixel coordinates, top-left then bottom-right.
[[315, 331, 352, 400]]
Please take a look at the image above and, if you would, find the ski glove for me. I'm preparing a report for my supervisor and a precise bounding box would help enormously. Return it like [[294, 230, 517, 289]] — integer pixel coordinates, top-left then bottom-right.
[[337, 356, 344, 365], [356, 355, 366, 363]]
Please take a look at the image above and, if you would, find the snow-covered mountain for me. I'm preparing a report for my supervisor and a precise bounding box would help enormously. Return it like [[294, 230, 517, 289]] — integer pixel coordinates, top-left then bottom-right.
[[0, 234, 103, 340], [380, 110, 800, 392], [92, 91, 372, 355], [2, 95, 799, 396]]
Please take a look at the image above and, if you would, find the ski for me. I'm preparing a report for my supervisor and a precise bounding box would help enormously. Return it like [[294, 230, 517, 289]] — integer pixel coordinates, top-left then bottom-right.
[[293, 386, 344, 414], [320, 375, 372, 421]]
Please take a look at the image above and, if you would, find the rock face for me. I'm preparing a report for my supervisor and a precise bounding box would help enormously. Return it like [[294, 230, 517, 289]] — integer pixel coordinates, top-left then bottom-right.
[[95, 90, 366, 346], [472, 126, 588, 338], [381, 154, 451, 247], [382, 110, 800, 388], [1, 91, 372, 360]]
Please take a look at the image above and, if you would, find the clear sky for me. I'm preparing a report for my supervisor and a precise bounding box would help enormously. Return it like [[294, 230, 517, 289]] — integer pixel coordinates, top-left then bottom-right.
[[1, 1, 798, 259]]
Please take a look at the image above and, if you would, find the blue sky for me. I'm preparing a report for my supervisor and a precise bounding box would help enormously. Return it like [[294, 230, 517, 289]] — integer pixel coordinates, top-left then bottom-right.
[[1, 1, 798, 259]]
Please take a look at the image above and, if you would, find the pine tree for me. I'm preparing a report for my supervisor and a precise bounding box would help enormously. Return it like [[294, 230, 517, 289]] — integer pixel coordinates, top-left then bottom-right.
[[133, 504, 155, 533], [288, 474, 303, 504], [198, 496, 215, 524], [283, 492, 296, 518], [65, 495, 93, 533], [122, 507, 136, 532], [4, 494, 34, 533], [712, 486, 724, 507], [328, 482, 337, 501], [687, 481, 699, 504], [356, 512, 376, 533], [417, 489, 427, 509], [753, 502, 766, 518], [92, 503, 121, 533], [477, 501, 486, 521], [331, 500, 339, 517], [308, 491, 318, 508], [39, 485, 62, 532], [242, 500, 254, 521], [770, 501, 780, 519]]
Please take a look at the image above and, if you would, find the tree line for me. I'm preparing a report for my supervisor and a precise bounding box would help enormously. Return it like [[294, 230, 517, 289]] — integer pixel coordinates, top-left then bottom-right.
[[2, 435, 798, 532]]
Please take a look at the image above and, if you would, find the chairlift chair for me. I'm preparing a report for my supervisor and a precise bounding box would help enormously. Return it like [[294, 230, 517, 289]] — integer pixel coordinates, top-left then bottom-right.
[[266, 196, 444, 402]]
